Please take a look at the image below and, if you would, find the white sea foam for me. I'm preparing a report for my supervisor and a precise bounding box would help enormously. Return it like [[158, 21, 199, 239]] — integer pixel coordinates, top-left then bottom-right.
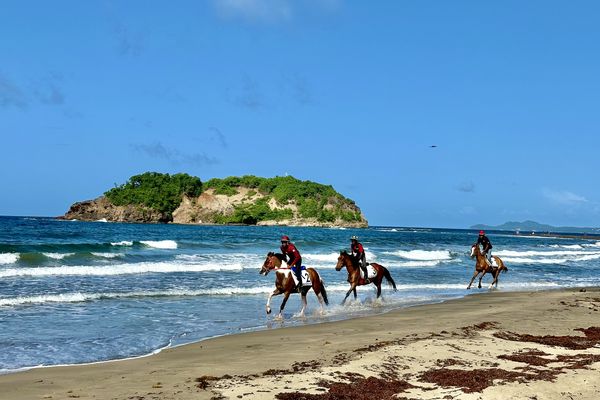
[[111, 241, 133, 246], [0, 287, 277, 307], [91, 253, 123, 259], [396, 260, 443, 267], [303, 253, 340, 262], [0, 281, 573, 308], [0, 261, 246, 278], [140, 240, 178, 249], [549, 244, 583, 249], [383, 249, 452, 261], [0, 253, 19, 265], [42, 253, 75, 260], [502, 253, 600, 264], [495, 249, 600, 257]]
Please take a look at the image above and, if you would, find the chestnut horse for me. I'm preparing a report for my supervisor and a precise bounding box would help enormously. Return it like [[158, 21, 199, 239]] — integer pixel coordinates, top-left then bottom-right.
[[260, 252, 329, 319], [335, 251, 397, 304], [467, 244, 508, 289]]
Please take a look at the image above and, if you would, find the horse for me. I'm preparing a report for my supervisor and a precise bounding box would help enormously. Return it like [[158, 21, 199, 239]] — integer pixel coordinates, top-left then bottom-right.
[[335, 251, 397, 305], [467, 244, 509, 289], [259, 252, 329, 319]]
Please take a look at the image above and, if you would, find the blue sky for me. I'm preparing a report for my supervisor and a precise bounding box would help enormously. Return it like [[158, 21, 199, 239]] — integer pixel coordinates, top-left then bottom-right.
[[1, 1, 600, 228]]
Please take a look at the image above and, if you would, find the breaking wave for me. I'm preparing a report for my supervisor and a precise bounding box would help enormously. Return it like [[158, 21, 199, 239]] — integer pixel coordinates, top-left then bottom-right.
[[0, 253, 19, 265]]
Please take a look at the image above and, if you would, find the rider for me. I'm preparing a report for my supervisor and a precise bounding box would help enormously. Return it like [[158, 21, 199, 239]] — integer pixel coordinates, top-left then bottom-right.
[[280, 235, 303, 292], [350, 235, 369, 284], [477, 230, 493, 266]]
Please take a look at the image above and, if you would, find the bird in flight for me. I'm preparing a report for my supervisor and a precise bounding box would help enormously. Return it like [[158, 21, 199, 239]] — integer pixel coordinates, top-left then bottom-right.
[[429, 145, 437, 148]]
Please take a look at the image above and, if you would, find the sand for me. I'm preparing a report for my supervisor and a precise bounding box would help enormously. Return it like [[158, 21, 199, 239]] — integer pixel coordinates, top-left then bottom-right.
[[2, 288, 600, 399]]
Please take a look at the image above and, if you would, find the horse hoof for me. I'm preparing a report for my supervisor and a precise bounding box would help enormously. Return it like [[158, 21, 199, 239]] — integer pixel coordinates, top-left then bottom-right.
[[266, 309, 271, 315]]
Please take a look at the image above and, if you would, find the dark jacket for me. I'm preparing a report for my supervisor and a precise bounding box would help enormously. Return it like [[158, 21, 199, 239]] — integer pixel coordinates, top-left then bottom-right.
[[477, 235, 493, 252]]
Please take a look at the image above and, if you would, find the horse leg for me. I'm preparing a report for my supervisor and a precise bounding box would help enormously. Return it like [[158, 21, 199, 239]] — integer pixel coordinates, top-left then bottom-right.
[[478, 270, 487, 289], [266, 289, 281, 314], [467, 271, 479, 289], [298, 291, 308, 317], [277, 291, 292, 319], [353, 287, 358, 300], [314, 284, 326, 315], [376, 282, 382, 299], [342, 284, 356, 305]]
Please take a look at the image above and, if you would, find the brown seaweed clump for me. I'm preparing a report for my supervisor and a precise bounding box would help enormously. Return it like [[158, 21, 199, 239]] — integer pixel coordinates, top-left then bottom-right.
[[420, 368, 526, 393], [275, 376, 415, 400], [494, 327, 600, 350]]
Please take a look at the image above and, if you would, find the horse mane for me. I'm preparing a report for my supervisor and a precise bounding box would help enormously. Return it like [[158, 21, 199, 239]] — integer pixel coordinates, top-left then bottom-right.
[[272, 253, 286, 261], [340, 250, 348, 255]]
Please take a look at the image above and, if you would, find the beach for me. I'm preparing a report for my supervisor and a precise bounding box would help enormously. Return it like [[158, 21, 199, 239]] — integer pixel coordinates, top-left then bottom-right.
[[1, 287, 599, 400]]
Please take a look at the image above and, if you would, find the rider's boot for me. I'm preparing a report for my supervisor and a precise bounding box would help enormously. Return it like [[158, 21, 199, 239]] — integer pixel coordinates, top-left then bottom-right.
[[362, 267, 370, 284]]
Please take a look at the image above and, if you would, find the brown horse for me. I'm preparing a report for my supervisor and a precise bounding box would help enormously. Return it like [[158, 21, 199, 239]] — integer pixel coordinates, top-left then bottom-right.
[[467, 244, 509, 289], [260, 252, 329, 319], [335, 251, 397, 304]]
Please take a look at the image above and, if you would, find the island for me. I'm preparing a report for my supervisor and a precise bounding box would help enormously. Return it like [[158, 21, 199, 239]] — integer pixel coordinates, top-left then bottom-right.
[[61, 172, 368, 227]]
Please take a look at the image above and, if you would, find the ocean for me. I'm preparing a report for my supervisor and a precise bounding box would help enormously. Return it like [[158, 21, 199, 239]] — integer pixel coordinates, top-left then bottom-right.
[[1, 215, 600, 373]]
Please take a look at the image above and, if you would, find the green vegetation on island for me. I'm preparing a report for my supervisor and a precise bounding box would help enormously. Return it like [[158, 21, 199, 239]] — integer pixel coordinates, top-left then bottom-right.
[[105, 172, 202, 218], [71, 172, 366, 226], [205, 175, 363, 224]]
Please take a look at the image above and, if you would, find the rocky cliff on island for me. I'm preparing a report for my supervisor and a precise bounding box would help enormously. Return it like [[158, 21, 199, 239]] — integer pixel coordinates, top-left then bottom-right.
[[62, 172, 368, 228]]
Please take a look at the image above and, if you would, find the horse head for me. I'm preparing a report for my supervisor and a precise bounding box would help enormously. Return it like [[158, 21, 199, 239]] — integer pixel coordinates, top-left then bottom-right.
[[470, 244, 480, 258], [335, 250, 351, 271], [260, 252, 284, 275]]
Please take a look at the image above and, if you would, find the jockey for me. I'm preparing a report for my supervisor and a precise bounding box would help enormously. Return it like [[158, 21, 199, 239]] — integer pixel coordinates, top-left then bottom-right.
[[477, 230, 493, 266], [350, 235, 369, 284], [280, 235, 303, 292]]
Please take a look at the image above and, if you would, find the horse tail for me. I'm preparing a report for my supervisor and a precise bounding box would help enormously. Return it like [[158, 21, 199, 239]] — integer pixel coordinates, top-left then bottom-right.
[[382, 266, 397, 291], [497, 257, 508, 273], [319, 278, 329, 305]]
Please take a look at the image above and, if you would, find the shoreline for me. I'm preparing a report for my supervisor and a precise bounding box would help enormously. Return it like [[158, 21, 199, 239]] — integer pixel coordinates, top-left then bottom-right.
[[2, 287, 600, 399]]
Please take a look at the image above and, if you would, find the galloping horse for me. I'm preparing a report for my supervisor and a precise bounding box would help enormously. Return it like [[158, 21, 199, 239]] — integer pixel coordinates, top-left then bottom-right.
[[335, 251, 397, 304], [467, 244, 509, 289], [260, 252, 329, 319]]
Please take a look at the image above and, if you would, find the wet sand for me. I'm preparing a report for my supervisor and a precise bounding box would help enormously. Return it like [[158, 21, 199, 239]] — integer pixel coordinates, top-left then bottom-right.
[[2, 288, 600, 399]]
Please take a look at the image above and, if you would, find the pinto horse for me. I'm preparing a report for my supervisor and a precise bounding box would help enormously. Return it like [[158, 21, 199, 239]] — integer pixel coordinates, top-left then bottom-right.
[[335, 251, 397, 305], [259, 252, 328, 319], [467, 244, 509, 289]]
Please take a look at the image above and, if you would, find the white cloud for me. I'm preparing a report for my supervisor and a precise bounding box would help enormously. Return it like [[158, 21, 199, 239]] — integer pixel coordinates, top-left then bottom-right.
[[542, 189, 588, 205]]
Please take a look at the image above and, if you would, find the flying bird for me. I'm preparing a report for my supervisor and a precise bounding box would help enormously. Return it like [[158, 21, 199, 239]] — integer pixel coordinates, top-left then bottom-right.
[[429, 145, 437, 148]]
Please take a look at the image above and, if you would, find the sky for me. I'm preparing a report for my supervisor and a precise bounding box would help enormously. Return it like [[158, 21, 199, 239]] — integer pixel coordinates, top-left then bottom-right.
[[2, 1, 600, 228]]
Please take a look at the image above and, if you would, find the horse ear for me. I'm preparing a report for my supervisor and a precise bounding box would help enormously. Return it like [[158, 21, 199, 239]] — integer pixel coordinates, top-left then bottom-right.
[[268, 251, 274, 256]]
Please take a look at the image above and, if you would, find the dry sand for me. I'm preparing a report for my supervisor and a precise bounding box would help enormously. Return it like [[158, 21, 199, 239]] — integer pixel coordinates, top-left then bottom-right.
[[2, 288, 600, 399]]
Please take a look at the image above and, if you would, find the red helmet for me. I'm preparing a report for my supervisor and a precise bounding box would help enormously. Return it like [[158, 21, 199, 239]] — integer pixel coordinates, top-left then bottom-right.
[[479, 230, 485, 235], [280, 235, 290, 241]]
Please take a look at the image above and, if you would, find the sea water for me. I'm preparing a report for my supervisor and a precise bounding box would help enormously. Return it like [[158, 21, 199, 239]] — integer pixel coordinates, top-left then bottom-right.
[[1, 216, 600, 373]]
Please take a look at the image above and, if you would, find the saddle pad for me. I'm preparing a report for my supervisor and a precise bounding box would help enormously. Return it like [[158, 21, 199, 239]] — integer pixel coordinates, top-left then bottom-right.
[[361, 265, 377, 279], [288, 268, 312, 286]]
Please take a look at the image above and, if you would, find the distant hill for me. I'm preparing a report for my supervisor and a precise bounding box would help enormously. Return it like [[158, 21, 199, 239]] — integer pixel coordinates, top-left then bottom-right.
[[62, 172, 368, 227], [471, 220, 600, 234]]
